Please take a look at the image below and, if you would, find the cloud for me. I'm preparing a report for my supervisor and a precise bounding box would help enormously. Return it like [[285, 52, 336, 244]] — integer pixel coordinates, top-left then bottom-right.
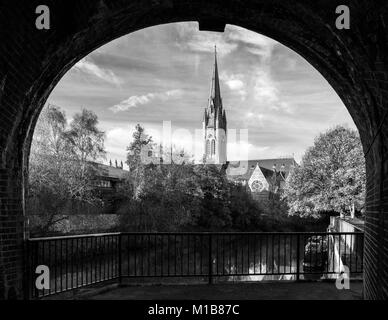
[[104, 127, 131, 167], [226, 25, 276, 59], [112, 93, 154, 111], [181, 36, 236, 56], [227, 140, 269, 161], [174, 24, 276, 60], [174, 22, 237, 56], [253, 68, 293, 114], [253, 70, 278, 102], [110, 89, 183, 113], [105, 123, 201, 164], [246, 112, 265, 126], [220, 72, 246, 99], [227, 79, 244, 90], [73, 58, 122, 86], [227, 25, 275, 46], [49, 22, 353, 166]]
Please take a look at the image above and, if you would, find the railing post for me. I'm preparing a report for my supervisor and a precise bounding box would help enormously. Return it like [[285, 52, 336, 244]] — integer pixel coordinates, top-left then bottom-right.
[[208, 234, 213, 285], [296, 234, 300, 281], [118, 233, 122, 285]]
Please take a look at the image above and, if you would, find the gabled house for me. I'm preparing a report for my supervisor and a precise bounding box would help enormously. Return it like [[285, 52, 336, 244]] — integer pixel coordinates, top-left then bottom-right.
[[226, 158, 297, 201], [91, 161, 128, 193]]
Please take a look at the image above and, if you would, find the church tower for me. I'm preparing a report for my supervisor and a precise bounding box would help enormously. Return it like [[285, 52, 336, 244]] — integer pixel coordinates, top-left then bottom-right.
[[203, 46, 227, 164]]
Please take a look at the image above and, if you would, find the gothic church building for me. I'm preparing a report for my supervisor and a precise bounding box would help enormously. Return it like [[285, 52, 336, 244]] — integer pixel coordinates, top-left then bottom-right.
[[202, 47, 227, 164], [202, 48, 297, 200]]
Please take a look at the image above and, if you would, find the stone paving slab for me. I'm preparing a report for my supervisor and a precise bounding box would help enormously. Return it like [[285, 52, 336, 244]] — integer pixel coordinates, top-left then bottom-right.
[[85, 281, 363, 300]]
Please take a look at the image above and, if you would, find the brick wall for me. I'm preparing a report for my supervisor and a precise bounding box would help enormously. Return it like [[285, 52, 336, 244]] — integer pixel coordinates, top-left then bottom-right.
[[364, 150, 388, 299], [0, 0, 388, 299]]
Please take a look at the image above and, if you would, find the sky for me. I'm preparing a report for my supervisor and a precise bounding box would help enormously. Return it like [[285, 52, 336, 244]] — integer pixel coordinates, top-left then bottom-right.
[[46, 22, 356, 167]]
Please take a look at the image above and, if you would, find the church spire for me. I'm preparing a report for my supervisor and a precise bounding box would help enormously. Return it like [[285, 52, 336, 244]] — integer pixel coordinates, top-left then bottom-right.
[[202, 46, 227, 165], [209, 45, 222, 109]]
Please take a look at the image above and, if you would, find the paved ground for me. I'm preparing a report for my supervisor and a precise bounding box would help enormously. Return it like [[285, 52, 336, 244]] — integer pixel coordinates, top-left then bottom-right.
[[84, 281, 362, 300]]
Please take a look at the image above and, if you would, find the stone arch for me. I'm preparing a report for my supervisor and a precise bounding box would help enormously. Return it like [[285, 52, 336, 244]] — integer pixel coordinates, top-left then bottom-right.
[[1, 0, 388, 299]]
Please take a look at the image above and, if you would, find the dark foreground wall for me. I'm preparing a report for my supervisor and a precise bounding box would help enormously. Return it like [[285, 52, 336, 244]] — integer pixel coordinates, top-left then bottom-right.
[[0, 0, 388, 299]]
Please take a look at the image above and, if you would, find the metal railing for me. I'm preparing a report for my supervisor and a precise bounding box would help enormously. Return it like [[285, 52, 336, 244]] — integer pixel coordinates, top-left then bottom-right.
[[25, 231, 364, 299]]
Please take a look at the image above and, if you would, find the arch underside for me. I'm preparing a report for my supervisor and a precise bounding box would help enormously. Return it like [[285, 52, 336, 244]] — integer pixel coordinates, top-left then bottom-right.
[[1, 0, 388, 299]]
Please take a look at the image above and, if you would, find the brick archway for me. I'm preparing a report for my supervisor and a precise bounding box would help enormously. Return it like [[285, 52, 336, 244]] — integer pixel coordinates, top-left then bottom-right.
[[0, 0, 387, 299]]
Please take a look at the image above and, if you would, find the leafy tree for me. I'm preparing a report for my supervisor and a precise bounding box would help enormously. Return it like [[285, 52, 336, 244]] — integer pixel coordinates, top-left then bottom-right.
[[192, 165, 232, 229], [159, 144, 193, 165], [29, 105, 71, 233], [284, 126, 365, 217], [28, 105, 106, 234], [126, 124, 153, 169], [125, 124, 154, 198], [228, 183, 265, 230], [120, 150, 200, 231], [63, 108, 106, 199], [120, 124, 282, 232], [65, 108, 106, 163]]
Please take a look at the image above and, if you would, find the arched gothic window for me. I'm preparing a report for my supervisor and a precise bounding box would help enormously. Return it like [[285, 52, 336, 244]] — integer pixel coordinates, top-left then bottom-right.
[[206, 140, 211, 155], [211, 140, 216, 155]]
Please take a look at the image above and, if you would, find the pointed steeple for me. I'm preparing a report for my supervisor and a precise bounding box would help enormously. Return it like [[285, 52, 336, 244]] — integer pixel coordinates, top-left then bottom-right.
[[209, 45, 222, 109], [202, 45, 227, 165]]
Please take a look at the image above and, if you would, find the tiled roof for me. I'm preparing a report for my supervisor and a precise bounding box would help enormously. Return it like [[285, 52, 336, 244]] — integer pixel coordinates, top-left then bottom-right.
[[91, 162, 129, 180], [226, 158, 297, 182]]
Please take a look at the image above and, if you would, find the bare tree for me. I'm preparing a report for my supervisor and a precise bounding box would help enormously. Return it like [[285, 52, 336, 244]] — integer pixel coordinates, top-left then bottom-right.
[[28, 104, 106, 234]]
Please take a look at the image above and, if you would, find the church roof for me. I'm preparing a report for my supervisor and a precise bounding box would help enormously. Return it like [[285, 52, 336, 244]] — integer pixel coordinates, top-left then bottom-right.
[[225, 158, 297, 182], [227, 158, 296, 172], [249, 158, 297, 172]]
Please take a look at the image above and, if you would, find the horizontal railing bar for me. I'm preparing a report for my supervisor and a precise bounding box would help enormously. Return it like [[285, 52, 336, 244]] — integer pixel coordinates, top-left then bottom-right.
[[118, 231, 362, 236], [119, 231, 362, 235], [121, 272, 363, 277], [28, 232, 122, 241], [28, 231, 363, 241]]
